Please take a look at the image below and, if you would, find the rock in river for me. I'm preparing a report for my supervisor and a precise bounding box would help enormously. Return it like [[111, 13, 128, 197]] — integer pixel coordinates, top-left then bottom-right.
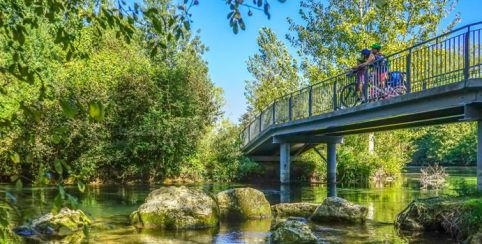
[[130, 186, 219, 230], [271, 202, 319, 219], [14, 208, 92, 238], [270, 218, 317, 243], [396, 197, 482, 241], [310, 197, 367, 223], [216, 187, 271, 220]]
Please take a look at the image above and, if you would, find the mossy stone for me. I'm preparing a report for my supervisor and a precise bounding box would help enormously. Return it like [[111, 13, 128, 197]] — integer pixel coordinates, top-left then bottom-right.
[[216, 187, 271, 220]]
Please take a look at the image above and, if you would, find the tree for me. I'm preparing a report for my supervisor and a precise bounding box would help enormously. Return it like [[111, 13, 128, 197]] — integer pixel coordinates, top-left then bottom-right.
[[287, 0, 459, 82], [245, 27, 301, 114]]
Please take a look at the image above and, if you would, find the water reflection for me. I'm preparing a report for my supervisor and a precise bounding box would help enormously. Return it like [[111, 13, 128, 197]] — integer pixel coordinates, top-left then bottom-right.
[[1, 167, 476, 243]]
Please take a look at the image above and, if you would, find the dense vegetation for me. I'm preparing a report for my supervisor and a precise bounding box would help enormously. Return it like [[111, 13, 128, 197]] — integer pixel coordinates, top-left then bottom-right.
[[0, 0, 246, 188]]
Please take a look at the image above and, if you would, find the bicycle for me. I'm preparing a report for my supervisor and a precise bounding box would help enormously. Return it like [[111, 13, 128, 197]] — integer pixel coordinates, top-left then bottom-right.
[[340, 71, 407, 108]]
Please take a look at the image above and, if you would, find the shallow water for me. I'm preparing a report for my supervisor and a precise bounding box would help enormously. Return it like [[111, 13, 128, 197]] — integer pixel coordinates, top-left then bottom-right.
[[1, 167, 477, 243]]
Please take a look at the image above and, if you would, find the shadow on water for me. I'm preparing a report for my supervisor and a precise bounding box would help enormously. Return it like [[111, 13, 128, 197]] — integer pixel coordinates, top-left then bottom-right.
[[1, 167, 476, 243]]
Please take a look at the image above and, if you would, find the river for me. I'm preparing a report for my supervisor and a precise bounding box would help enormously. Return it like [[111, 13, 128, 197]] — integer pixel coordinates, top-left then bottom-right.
[[1, 167, 476, 243]]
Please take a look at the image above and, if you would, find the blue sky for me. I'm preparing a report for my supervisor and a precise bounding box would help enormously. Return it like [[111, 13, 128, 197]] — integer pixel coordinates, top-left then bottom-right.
[[189, 0, 481, 123]]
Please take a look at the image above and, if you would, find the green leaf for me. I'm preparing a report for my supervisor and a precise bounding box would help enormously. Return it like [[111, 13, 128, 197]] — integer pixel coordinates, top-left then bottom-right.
[[88, 100, 105, 122], [15, 179, 23, 190], [60, 99, 78, 118], [239, 19, 246, 31], [77, 180, 85, 193], [66, 193, 78, 208], [58, 185, 65, 199], [61, 160, 71, 172], [53, 194, 63, 212], [183, 21, 190, 30], [52, 134, 62, 144], [10, 152, 20, 164], [54, 159, 63, 175]]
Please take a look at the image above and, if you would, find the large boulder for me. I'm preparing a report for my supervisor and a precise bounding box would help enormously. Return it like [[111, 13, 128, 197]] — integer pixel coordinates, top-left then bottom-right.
[[271, 202, 319, 219], [129, 186, 219, 230], [396, 197, 482, 241], [270, 218, 317, 243], [216, 187, 271, 220], [309, 197, 367, 223], [14, 208, 91, 240]]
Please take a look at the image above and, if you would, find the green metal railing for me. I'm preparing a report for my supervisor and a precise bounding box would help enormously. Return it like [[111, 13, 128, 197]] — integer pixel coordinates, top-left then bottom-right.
[[242, 21, 482, 147]]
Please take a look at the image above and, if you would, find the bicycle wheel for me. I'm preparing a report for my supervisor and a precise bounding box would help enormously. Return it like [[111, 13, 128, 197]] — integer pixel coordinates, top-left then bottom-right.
[[340, 83, 361, 108]]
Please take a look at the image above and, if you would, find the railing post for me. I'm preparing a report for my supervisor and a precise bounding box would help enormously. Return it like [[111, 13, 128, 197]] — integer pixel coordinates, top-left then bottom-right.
[[247, 123, 251, 142], [406, 48, 412, 93], [363, 69, 369, 102], [308, 87, 313, 117], [272, 102, 276, 125], [333, 81, 337, 110], [464, 26, 471, 80], [288, 95, 293, 121]]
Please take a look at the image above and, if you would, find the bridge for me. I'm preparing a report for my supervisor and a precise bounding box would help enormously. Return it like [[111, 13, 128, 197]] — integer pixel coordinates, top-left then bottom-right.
[[241, 22, 482, 196]]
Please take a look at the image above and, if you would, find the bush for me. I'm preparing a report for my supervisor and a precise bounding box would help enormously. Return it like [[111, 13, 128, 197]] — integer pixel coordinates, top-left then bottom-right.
[[0, 31, 221, 184], [412, 123, 476, 166], [453, 179, 482, 197], [184, 119, 263, 182]]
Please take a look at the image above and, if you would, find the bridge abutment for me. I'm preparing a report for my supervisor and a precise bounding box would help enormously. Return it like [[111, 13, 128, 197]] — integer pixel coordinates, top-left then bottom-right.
[[280, 143, 291, 184]]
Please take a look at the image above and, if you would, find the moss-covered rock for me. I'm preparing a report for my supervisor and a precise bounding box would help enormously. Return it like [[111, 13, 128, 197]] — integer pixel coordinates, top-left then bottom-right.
[[130, 186, 219, 230], [216, 187, 271, 220], [31, 208, 92, 236], [271, 202, 319, 219], [14, 208, 91, 242], [309, 197, 367, 223], [270, 218, 317, 243], [396, 197, 482, 241]]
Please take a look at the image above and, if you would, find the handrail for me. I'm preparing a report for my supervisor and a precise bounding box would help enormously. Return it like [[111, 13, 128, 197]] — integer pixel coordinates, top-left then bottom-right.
[[241, 21, 482, 147]]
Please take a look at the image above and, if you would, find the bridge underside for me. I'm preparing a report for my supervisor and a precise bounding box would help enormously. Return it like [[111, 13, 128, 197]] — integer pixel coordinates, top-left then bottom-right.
[[244, 79, 482, 157]]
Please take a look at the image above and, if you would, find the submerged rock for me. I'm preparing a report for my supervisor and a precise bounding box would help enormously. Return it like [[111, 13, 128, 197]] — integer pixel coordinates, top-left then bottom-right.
[[216, 187, 271, 220], [130, 186, 219, 230], [310, 197, 367, 223], [396, 197, 482, 241], [271, 202, 319, 219], [270, 218, 317, 243], [14, 208, 91, 241]]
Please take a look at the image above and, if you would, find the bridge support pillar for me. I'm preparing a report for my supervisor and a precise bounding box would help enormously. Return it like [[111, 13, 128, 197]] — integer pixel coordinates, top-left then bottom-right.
[[478, 121, 482, 191], [327, 143, 337, 197], [280, 143, 291, 184]]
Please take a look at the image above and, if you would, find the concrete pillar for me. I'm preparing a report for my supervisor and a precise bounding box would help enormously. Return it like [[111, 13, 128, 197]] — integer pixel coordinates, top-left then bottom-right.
[[327, 143, 337, 197], [280, 184, 291, 203], [280, 143, 291, 184], [478, 121, 482, 191]]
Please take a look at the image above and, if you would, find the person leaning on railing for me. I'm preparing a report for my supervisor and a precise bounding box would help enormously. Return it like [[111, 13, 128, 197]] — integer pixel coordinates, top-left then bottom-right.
[[352, 48, 371, 93], [353, 43, 388, 100]]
